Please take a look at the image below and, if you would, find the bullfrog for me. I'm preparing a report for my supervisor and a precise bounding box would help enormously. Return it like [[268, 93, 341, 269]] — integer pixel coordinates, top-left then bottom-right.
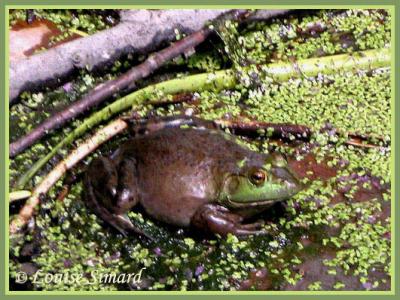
[[84, 116, 302, 238]]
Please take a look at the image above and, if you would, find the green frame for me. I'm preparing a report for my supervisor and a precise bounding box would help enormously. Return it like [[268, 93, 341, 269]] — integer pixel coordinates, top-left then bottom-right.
[[1, 1, 398, 298]]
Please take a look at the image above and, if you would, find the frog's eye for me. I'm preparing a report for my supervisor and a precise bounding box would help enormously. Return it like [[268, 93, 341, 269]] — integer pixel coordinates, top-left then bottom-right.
[[250, 169, 267, 186]]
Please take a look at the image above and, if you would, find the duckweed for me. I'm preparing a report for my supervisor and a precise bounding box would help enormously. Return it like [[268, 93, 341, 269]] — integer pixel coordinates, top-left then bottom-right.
[[10, 9, 391, 291]]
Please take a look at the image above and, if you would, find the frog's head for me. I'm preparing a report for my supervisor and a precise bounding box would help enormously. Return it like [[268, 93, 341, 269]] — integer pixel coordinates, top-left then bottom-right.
[[218, 153, 302, 208]]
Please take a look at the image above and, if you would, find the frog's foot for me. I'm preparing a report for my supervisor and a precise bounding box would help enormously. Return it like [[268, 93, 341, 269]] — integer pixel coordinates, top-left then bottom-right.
[[84, 157, 119, 207], [113, 214, 154, 241], [191, 204, 267, 237], [99, 207, 153, 241], [85, 183, 151, 240]]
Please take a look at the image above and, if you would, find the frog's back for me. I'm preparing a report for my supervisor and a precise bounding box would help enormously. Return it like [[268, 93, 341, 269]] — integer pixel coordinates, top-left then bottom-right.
[[116, 127, 265, 226], [125, 127, 263, 172]]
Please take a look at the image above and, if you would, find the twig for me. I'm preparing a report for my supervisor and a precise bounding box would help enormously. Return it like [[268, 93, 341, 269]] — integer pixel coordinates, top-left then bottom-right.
[[345, 135, 388, 149], [10, 10, 253, 158], [216, 119, 389, 149], [10, 119, 128, 235], [215, 119, 312, 139], [9, 190, 32, 203], [345, 139, 380, 149]]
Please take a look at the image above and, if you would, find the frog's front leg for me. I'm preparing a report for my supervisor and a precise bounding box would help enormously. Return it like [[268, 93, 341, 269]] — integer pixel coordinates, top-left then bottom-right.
[[84, 156, 148, 238], [191, 204, 266, 236]]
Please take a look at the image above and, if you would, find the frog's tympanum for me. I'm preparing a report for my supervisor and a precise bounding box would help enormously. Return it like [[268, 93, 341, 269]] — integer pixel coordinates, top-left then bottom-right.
[[84, 117, 302, 238]]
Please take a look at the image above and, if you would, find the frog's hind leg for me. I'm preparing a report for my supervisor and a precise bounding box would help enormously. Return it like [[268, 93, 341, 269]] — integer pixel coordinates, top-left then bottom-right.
[[86, 193, 149, 239], [113, 157, 140, 214], [84, 157, 119, 213], [84, 167, 128, 235], [84, 157, 150, 239]]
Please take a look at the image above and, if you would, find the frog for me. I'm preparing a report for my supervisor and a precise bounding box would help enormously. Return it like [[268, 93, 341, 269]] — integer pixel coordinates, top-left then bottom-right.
[[84, 116, 302, 238]]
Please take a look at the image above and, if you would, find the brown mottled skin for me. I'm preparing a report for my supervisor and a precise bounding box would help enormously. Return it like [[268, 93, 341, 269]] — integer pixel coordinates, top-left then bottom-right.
[[84, 118, 301, 238]]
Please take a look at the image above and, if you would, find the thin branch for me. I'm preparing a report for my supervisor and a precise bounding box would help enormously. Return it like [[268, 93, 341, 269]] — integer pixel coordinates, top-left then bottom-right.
[[216, 119, 389, 149], [345, 135, 388, 149], [215, 119, 312, 139], [9, 190, 32, 203]]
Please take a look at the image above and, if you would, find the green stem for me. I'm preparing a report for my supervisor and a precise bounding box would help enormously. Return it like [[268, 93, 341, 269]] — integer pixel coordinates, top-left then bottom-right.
[[263, 48, 390, 80], [16, 48, 390, 188]]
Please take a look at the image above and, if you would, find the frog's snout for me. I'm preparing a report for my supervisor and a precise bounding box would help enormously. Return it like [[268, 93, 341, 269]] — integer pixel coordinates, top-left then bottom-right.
[[272, 166, 302, 195]]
